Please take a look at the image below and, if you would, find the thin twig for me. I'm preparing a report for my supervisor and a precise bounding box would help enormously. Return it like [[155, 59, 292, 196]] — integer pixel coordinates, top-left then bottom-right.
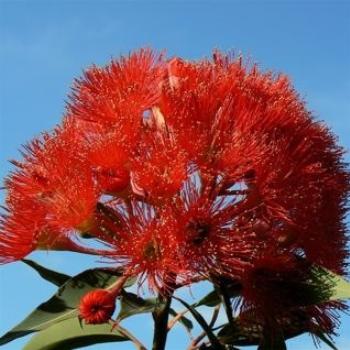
[[210, 275, 240, 330], [111, 321, 147, 350], [106, 274, 130, 295], [174, 275, 206, 289], [167, 308, 190, 330], [173, 296, 224, 350], [219, 286, 235, 328], [187, 304, 221, 350]]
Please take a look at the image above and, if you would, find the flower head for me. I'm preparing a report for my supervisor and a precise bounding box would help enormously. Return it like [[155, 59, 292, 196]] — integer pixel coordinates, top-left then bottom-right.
[[239, 252, 344, 339], [105, 201, 185, 292], [1, 48, 348, 328], [87, 131, 131, 194], [79, 289, 116, 324]]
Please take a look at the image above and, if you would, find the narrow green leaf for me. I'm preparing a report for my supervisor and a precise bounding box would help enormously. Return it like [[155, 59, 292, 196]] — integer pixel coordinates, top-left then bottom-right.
[[117, 291, 160, 320], [215, 283, 235, 331], [218, 321, 260, 346], [173, 296, 224, 349], [0, 268, 135, 346], [22, 259, 71, 287], [312, 330, 338, 350], [169, 308, 193, 331], [23, 317, 128, 350], [326, 270, 350, 301], [195, 290, 221, 307], [294, 263, 350, 304]]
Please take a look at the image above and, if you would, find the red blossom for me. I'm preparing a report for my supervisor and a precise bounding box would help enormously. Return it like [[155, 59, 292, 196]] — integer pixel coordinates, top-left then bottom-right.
[[79, 289, 116, 324], [105, 201, 185, 292], [0, 123, 101, 261], [239, 252, 345, 338], [1, 49, 349, 336], [87, 131, 131, 194], [0, 200, 98, 263], [68, 49, 164, 133], [130, 137, 189, 198]]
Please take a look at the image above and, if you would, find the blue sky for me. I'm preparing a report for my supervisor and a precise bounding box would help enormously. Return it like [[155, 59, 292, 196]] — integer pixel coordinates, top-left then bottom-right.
[[0, 0, 349, 349]]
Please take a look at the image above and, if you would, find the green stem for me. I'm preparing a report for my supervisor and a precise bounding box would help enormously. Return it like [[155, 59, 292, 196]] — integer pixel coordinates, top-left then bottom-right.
[[187, 304, 220, 350], [114, 323, 147, 350], [219, 285, 235, 327], [152, 293, 173, 350], [210, 275, 241, 329]]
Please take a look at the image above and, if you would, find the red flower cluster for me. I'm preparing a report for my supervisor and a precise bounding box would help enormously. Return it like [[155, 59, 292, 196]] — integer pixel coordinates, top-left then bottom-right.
[[1, 49, 348, 331]]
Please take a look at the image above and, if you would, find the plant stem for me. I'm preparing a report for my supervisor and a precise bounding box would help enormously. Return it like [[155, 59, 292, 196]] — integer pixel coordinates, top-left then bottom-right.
[[187, 304, 220, 350], [219, 285, 235, 327], [116, 324, 147, 350], [106, 274, 130, 297], [210, 275, 241, 328], [152, 292, 173, 350], [167, 308, 190, 331]]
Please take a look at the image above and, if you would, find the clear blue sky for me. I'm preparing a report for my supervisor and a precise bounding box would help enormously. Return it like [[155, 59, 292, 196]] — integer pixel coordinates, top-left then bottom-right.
[[0, 1, 349, 349]]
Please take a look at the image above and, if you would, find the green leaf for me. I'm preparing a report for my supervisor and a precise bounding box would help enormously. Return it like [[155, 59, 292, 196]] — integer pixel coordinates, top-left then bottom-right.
[[173, 296, 224, 350], [117, 291, 160, 320], [22, 259, 71, 287], [326, 270, 350, 301], [23, 317, 128, 350], [169, 308, 193, 331], [210, 276, 242, 296], [0, 268, 135, 346], [195, 290, 221, 307], [312, 330, 338, 350], [296, 265, 350, 304]]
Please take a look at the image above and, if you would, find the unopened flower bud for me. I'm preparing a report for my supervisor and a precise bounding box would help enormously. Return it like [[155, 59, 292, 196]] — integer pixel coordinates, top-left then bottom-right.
[[79, 289, 116, 324]]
